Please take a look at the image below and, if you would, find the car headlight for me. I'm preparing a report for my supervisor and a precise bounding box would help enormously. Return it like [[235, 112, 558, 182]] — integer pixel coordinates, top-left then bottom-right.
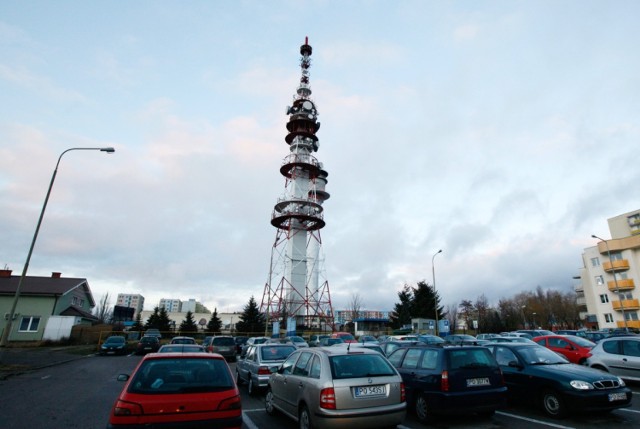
[[617, 377, 626, 387], [570, 380, 594, 390]]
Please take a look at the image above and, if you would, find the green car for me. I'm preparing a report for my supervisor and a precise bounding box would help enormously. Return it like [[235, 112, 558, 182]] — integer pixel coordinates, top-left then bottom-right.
[[485, 342, 632, 418]]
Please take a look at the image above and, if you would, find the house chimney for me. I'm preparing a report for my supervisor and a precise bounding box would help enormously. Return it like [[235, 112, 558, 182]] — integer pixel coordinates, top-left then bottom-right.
[[0, 269, 12, 278], [52, 272, 62, 278]]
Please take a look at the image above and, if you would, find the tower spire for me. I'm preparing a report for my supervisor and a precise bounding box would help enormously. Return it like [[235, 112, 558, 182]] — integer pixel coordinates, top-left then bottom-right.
[[261, 39, 334, 335]]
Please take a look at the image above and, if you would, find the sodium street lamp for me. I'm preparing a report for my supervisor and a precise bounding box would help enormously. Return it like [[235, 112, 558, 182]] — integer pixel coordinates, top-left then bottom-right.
[[591, 234, 628, 331], [0, 147, 115, 347], [432, 249, 442, 336]]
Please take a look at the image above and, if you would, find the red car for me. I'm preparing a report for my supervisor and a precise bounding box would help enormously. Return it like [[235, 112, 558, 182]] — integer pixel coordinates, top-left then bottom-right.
[[330, 331, 357, 343], [107, 352, 242, 428], [534, 334, 596, 365]]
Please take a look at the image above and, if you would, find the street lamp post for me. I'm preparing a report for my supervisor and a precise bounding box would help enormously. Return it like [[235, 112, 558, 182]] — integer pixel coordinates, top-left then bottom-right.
[[0, 147, 115, 347], [432, 249, 442, 336], [592, 234, 628, 331]]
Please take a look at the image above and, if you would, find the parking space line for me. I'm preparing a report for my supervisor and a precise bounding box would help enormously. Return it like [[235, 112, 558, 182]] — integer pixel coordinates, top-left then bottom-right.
[[242, 411, 260, 429], [496, 411, 576, 429], [619, 408, 640, 414]]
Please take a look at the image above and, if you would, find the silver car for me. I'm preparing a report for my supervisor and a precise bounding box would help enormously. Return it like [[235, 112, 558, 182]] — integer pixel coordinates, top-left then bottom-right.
[[236, 343, 297, 395], [265, 347, 406, 429], [586, 336, 640, 381]]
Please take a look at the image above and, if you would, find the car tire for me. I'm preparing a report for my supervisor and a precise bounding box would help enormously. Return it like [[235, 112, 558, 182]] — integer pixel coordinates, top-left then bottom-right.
[[415, 393, 432, 423], [541, 389, 566, 418], [299, 405, 312, 429], [265, 388, 277, 416]]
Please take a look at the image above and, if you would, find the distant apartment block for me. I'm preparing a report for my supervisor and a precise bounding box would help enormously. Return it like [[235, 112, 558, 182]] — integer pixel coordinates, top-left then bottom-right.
[[181, 298, 196, 313], [116, 293, 145, 317], [159, 298, 181, 313], [577, 209, 640, 330]]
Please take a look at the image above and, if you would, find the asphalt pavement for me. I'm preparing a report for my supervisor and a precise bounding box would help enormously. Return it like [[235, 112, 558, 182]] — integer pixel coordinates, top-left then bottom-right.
[[0, 345, 96, 380]]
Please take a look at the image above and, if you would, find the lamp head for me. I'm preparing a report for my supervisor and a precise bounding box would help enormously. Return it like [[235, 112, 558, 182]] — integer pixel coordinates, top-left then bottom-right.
[[100, 147, 115, 153]]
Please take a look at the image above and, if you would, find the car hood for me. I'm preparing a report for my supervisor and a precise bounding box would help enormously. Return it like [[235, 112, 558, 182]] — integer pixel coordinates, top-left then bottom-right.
[[527, 363, 620, 381]]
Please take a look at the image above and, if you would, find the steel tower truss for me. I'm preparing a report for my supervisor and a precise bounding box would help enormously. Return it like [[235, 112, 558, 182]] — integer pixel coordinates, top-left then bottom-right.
[[261, 38, 334, 331]]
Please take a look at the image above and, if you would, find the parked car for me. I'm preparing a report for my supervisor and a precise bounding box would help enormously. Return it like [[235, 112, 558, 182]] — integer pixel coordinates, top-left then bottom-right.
[[331, 342, 385, 355], [265, 337, 294, 345], [476, 333, 501, 340], [100, 336, 129, 356], [144, 329, 162, 339], [515, 329, 554, 338], [170, 336, 196, 345], [387, 345, 506, 423], [555, 329, 588, 338], [318, 337, 345, 347], [485, 342, 632, 418], [417, 334, 445, 345], [308, 334, 330, 347], [586, 336, 640, 382], [330, 331, 357, 343], [379, 340, 424, 357], [234, 336, 249, 354], [202, 336, 214, 351], [236, 343, 297, 395], [240, 336, 270, 357], [443, 334, 486, 346], [107, 352, 242, 428], [487, 336, 536, 344], [284, 335, 309, 348], [265, 346, 406, 429], [135, 335, 160, 355], [358, 335, 377, 343], [157, 344, 206, 353], [583, 331, 608, 343], [534, 335, 596, 365], [209, 336, 237, 362]]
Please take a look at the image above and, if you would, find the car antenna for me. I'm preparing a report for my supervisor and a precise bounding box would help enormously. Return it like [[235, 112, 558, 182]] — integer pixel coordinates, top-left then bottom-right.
[[347, 341, 351, 352]]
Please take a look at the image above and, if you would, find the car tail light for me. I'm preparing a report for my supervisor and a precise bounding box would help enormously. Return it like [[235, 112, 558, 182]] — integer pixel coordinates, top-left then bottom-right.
[[320, 387, 336, 409], [400, 382, 406, 402], [218, 394, 242, 411], [258, 366, 271, 376], [440, 370, 449, 392], [113, 400, 143, 416]]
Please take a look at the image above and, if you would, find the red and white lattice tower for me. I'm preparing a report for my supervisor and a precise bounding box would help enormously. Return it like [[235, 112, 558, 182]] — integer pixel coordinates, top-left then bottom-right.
[[260, 38, 334, 333]]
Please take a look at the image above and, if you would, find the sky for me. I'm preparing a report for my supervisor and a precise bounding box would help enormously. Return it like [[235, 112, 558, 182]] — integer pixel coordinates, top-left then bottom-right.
[[1, 1, 639, 316]]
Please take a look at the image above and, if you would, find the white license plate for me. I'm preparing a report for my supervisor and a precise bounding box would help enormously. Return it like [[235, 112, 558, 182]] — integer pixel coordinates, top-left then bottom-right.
[[355, 385, 386, 397], [466, 377, 490, 387], [609, 392, 627, 402]]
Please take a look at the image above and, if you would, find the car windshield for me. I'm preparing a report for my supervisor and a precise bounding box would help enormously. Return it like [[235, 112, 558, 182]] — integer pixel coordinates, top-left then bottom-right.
[[260, 346, 296, 361], [106, 337, 125, 344], [254, 338, 268, 344], [330, 354, 397, 379], [518, 346, 569, 365], [140, 337, 157, 344], [290, 337, 305, 343], [128, 358, 233, 394], [213, 337, 235, 345], [448, 348, 496, 369]]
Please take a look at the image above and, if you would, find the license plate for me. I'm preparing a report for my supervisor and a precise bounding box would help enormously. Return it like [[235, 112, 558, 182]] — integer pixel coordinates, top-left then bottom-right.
[[355, 385, 386, 397], [466, 377, 490, 387], [609, 392, 627, 402]]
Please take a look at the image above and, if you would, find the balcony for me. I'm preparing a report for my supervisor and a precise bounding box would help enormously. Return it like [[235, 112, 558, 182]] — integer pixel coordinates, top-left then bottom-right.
[[617, 320, 640, 329], [608, 278, 635, 292], [603, 259, 630, 272], [612, 299, 640, 311]]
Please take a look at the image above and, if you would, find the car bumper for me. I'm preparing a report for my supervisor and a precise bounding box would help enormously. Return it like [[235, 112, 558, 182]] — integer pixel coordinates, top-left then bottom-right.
[[312, 403, 406, 429], [411, 387, 507, 414], [107, 415, 242, 429], [562, 387, 632, 411]]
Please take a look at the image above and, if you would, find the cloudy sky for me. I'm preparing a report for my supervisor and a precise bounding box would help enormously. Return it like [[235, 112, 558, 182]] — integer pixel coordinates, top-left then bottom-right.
[[1, 1, 638, 315]]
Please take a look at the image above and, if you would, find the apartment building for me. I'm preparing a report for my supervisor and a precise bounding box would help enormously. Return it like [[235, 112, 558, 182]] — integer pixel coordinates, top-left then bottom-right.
[[577, 209, 640, 330], [159, 298, 181, 313], [116, 293, 145, 317]]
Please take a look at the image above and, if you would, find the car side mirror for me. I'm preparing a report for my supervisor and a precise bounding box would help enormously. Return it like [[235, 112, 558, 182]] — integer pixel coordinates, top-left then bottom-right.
[[117, 374, 130, 382], [508, 360, 522, 369]]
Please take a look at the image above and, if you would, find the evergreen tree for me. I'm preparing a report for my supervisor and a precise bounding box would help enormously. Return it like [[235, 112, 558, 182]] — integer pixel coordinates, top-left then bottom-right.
[[235, 296, 266, 335], [144, 307, 160, 329], [389, 285, 413, 329], [207, 308, 223, 333], [131, 313, 143, 332], [158, 306, 173, 333], [179, 310, 198, 333], [412, 280, 444, 321]]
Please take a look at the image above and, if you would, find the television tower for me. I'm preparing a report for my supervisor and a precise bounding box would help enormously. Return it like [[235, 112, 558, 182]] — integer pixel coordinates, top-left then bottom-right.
[[261, 38, 334, 334]]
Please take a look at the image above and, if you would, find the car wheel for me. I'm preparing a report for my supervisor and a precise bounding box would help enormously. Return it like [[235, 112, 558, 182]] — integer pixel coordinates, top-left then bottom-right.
[[265, 388, 277, 415], [248, 377, 255, 395], [541, 389, 566, 418], [415, 394, 432, 423], [299, 405, 313, 429]]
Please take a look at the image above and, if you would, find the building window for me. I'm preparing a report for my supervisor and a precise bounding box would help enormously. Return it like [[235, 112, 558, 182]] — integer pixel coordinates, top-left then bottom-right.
[[610, 252, 623, 261], [600, 294, 609, 303], [19, 316, 41, 332], [591, 257, 600, 267], [628, 312, 639, 321], [595, 275, 604, 286], [605, 313, 614, 323], [619, 292, 633, 300]]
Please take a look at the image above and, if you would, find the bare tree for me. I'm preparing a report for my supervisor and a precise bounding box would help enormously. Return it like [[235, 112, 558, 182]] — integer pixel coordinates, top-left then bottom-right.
[[94, 292, 113, 324], [347, 292, 364, 322], [446, 303, 458, 334]]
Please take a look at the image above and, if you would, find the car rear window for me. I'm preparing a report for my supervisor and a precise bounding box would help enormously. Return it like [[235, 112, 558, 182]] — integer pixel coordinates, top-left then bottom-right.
[[213, 337, 235, 346], [128, 358, 233, 394], [261, 346, 296, 361], [447, 348, 496, 369], [330, 354, 397, 379]]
